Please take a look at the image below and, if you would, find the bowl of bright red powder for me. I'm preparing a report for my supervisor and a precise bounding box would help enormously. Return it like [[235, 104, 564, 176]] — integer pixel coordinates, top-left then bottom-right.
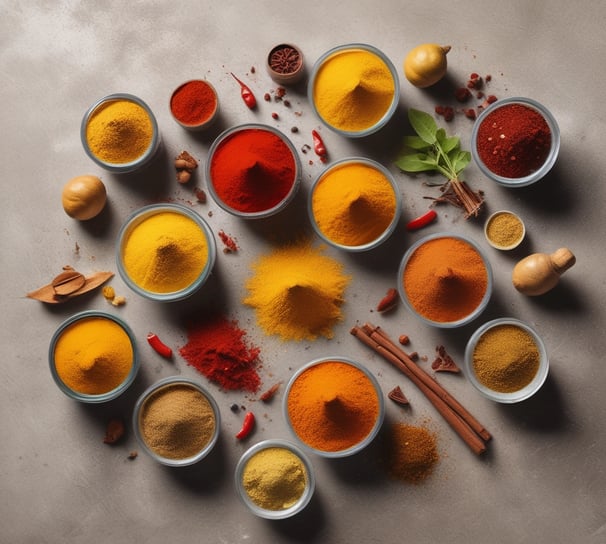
[[471, 97, 560, 187], [206, 124, 301, 218]]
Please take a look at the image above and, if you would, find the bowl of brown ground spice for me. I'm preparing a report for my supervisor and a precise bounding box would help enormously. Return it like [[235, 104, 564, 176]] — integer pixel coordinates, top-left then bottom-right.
[[133, 377, 221, 466], [464, 318, 549, 403]]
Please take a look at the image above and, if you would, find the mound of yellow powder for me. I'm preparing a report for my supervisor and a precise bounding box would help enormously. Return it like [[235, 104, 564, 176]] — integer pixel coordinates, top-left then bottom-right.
[[243, 240, 351, 341]]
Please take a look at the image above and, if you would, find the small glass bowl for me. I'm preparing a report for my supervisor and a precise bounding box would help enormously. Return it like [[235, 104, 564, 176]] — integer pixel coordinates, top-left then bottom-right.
[[397, 232, 493, 328], [266, 43, 305, 85], [49, 310, 139, 403], [234, 439, 315, 519], [471, 97, 560, 187], [308, 157, 402, 252], [206, 123, 302, 219], [308, 43, 400, 138], [283, 357, 385, 458], [464, 318, 549, 403], [81, 93, 161, 173], [133, 377, 221, 467], [116, 203, 217, 302], [169, 79, 219, 131], [484, 210, 526, 250]]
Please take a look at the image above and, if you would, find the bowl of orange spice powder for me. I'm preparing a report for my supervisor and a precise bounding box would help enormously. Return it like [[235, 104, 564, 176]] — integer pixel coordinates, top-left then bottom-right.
[[398, 233, 493, 328], [49, 311, 139, 403], [283, 357, 384, 458]]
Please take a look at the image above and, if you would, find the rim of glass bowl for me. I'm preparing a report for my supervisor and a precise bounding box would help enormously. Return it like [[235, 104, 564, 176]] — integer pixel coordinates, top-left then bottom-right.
[[470, 96, 560, 187], [234, 438, 316, 520], [169, 80, 219, 130], [116, 203, 217, 302], [484, 210, 526, 250], [308, 157, 402, 252], [205, 123, 302, 219], [132, 376, 221, 467], [397, 232, 494, 328], [307, 43, 400, 138], [48, 310, 140, 403], [463, 318, 549, 403], [282, 356, 385, 458], [80, 93, 160, 173]]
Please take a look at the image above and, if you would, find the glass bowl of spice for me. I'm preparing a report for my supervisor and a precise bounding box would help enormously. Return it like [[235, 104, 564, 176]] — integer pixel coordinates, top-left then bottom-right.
[[309, 157, 402, 252], [49, 310, 139, 403], [484, 210, 526, 250], [308, 43, 400, 138], [283, 357, 385, 458], [464, 318, 549, 403], [235, 439, 315, 519], [169, 79, 219, 131], [471, 97, 560, 187], [133, 376, 221, 467], [206, 123, 301, 218], [398, 233, 493, 328], [81, 93, 160, 173], [116, 203, 217, 302], [266, 43, 305, 85]]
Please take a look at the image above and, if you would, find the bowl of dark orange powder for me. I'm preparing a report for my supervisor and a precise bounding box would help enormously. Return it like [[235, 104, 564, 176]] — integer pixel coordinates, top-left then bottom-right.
[[169, 79, 219, 131], [398, 233, 493, 328]]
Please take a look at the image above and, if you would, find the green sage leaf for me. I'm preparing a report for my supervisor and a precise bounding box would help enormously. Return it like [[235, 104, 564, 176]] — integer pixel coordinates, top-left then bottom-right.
[[441, 136, 460, 154], [408, 109, 437, 144], [395, 153, 438, 173], [452, 150, 471, 174], [402, 135, 430, 150]]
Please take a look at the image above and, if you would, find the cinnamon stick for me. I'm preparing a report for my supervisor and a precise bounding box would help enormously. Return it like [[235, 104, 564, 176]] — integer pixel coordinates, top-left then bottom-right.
[[350, 325, 489, 455], [363, 323, 491, 442]]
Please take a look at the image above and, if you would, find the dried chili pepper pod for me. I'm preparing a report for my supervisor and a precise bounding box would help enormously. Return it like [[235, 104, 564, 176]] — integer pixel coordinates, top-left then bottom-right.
[[147, 332, 173, 358], [311, 129, 327, 157], [236, 411, 255, 440], [230, 72, 257, 109]]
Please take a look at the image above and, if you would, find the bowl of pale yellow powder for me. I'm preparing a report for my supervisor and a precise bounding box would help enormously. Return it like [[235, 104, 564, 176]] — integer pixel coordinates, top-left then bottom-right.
[[235, 439, 315, 519]]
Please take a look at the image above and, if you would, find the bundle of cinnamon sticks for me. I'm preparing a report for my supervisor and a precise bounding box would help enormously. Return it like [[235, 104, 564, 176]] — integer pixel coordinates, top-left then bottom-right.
[[350, 323, 491, 455]]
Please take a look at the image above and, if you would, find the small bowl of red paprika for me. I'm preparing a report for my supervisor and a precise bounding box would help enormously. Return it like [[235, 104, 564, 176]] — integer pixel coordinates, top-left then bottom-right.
[[471, 97, 560, 187], [206, 123, 301, 219], [169, 79, 219, 131]]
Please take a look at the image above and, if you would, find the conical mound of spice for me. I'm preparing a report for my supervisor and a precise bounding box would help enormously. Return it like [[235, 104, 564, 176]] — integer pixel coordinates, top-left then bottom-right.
[[243, 240, 351, 341]]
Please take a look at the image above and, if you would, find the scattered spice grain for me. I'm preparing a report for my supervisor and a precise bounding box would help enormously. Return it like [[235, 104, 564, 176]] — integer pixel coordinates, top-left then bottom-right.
[[383, 423, 439, 484], [103, 418, 125, 444]]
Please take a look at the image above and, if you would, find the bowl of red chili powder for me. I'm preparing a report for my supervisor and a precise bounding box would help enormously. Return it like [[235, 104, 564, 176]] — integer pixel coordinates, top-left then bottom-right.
[[206, 124, 301, 218], [397, 233, 493, 328], [471, 97, 560, 187], [169, 79, 219, 130]]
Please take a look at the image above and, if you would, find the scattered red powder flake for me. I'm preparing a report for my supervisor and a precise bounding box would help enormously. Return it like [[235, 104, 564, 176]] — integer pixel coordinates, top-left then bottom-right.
[[179, 315, 261, 392], [464, 108, 477, 120], [218, 230, 238, 253], [455, 87, 472, 102]]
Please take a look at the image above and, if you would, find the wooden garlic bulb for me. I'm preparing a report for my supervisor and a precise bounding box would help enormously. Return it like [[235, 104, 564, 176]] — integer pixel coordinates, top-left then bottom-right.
[[512, 248, 576, 296]]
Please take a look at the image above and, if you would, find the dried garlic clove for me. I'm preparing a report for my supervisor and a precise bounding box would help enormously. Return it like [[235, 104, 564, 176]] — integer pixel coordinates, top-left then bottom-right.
[[51, 269, 86, 296]]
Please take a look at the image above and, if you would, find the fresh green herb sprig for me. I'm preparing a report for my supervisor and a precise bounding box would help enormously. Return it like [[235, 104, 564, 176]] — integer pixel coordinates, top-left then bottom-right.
[[395, 108, 484, 218]]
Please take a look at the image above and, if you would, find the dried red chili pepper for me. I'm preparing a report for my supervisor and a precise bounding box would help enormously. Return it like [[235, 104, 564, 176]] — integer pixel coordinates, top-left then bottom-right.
[[147, 332, 173, 358], [230, 72, 257, 109], [376, 288, 398, 312], [406, 210, 437, 231], [235, 411, 255, 440], [259, 382, 281, 402], [311, 129, 327, 157]]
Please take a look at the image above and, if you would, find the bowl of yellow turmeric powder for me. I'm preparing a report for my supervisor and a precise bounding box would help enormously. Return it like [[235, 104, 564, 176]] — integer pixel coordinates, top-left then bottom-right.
[[235, 439, 315, 519], [49, 311, 139, 403], [283, 357, 385, 458], [308, 43, 400, 138], [464, 318, 549, 403], [116, 203, 217, 302], [81, 93, 160, 173], [309, 157, 402, 251]]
